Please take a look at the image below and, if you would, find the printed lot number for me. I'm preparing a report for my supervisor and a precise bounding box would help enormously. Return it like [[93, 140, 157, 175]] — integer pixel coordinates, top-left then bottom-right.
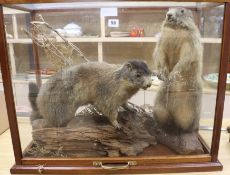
[[108, 19, 119, 27]]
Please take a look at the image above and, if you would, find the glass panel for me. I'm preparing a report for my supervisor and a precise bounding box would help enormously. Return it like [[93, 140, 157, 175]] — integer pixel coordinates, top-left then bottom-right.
[[105, 9, 166, 37], [1, 2, 225, 160], [199, 4, 224, 148], [103, 42, 154, 69], [36, 10, 100, 37]]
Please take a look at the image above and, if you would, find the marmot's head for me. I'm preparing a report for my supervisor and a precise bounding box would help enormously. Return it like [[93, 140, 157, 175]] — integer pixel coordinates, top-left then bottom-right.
[[164, 8, 195, 29], [120, 60, 152, 90]]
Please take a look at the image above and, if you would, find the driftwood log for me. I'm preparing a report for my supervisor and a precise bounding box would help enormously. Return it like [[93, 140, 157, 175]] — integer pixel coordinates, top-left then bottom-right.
[[27, 104, 204, 157]]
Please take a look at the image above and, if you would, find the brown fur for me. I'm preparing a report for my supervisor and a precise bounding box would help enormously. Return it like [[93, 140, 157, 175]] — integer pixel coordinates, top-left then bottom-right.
[[29, 61, 152, 129], [153, 8, 203, 132]]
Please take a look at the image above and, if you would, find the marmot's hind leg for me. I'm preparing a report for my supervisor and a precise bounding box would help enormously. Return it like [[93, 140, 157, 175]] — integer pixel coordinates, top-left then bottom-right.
[[44, 102, 77, 127], [153, 88, 170, 127], [170, 92, 201, 132]]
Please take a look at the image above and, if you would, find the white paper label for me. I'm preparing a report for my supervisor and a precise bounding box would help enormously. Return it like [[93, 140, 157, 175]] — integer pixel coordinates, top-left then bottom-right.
[[108, 19, 119, 27], [101, 8, 118, 17]]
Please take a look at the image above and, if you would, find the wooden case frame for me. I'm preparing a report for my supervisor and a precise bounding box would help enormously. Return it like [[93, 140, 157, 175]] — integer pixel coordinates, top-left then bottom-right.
[[0, 0, 229, 174]]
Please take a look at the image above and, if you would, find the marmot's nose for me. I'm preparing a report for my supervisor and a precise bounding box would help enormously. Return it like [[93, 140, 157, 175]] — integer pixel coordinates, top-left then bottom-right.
[[167, 14, 172, 18]]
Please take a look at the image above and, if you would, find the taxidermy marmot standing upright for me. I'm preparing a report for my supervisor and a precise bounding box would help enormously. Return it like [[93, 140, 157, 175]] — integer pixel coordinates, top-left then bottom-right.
[[29, 61, 152, 129], [153, 8, 203, 132]]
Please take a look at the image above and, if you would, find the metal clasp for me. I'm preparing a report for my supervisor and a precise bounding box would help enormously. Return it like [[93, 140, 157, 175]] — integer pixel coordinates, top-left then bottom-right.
[[37, 164, 46, 174], [93, 161, 137, 170]]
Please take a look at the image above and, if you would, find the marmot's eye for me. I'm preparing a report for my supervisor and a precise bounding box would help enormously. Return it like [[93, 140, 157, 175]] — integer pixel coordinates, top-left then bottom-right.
[[181, 9, 184, 13], [136, 73, 142, 78]]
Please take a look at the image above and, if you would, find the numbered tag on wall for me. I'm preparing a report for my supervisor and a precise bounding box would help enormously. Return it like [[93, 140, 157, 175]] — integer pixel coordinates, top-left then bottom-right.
[[108, 19, 119, 28]]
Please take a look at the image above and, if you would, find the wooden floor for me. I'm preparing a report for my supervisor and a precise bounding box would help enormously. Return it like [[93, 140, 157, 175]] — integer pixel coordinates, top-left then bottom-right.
[[0, 118, 230, 175]]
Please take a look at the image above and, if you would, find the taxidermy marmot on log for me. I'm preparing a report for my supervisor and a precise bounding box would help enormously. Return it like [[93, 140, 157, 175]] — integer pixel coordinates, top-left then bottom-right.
[[29, 61, 152, 129], [153, 8, 203, 132]]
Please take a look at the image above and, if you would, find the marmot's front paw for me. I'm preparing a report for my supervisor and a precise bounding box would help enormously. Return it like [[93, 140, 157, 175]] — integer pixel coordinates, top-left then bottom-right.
[[112, 120, 122, 130], [122, 103, 137, 113], [157, 69, 168, 82]]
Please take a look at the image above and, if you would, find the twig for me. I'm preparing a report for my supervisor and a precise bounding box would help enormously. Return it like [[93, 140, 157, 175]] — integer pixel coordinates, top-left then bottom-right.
[[25, 14, 89, 68], [37, 15, 89, 62]]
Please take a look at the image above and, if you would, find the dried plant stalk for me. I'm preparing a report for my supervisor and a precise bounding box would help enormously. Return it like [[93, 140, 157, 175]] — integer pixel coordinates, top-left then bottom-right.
[[26, 14, 89, 70]]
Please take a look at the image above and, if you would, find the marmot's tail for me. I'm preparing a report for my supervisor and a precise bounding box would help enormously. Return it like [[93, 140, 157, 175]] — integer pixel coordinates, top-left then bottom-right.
[[28, 82, 43, 122], [29, 82, 39, 110]]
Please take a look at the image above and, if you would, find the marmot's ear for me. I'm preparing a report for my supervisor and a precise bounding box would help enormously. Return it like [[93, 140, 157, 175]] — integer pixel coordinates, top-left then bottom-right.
[[143, 60, 147, 65], [125, 63, 133, 71]]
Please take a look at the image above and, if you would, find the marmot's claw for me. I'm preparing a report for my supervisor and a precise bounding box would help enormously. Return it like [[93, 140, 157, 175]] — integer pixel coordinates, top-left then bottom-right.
[[126, 106, 137, 113], [116, 126, 122, 130], [112, 121, 122, 130], [158, 75, 168, 82]]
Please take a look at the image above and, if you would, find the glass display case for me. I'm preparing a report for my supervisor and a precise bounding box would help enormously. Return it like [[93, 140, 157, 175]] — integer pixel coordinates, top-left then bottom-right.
[[0, 0, 229, 174]]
